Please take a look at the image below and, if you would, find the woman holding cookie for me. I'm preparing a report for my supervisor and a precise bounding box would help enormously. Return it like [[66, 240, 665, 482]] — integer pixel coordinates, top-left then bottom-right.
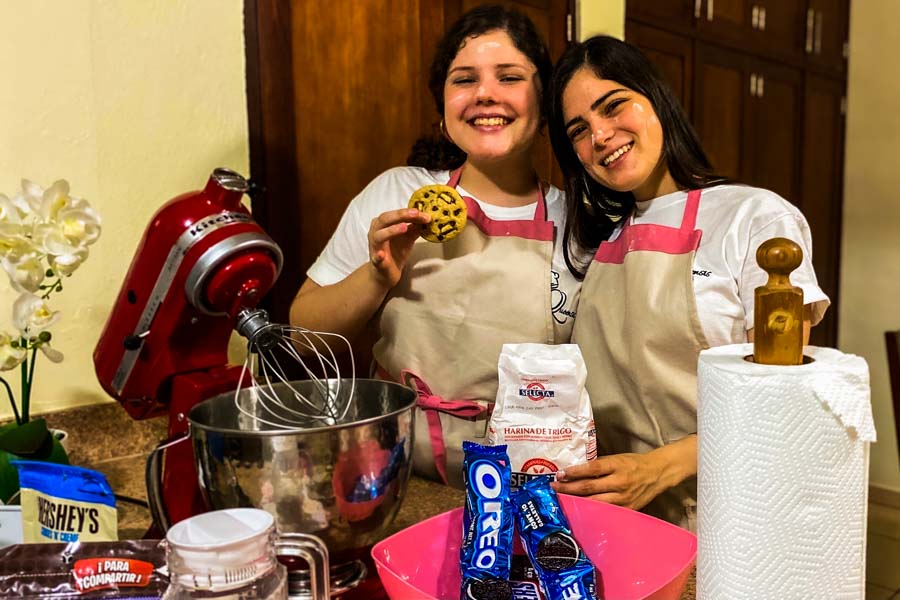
[[546, 36, 829, 530], [290, 5, 583, 488]]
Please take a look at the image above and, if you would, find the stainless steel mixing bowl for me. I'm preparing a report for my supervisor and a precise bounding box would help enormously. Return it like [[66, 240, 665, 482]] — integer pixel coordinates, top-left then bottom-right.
[[185, 379, 416, 563]]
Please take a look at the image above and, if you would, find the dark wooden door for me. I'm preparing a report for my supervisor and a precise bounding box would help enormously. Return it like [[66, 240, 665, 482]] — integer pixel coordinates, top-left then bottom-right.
[[807, 0, 849, 73], [697, 0, 754, 48], [692, 43, 747, 181], [625, 20, 694, 112], [800, 73, 845, 347], [741, 56, 803, 202], [626, 0, 695, 29], [245, 0, 572, 327], [755, 0, 807, 60]]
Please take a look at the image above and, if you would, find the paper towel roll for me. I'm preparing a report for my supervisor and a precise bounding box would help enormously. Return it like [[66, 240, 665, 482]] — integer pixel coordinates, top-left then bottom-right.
[[697, 343, 875, 600]]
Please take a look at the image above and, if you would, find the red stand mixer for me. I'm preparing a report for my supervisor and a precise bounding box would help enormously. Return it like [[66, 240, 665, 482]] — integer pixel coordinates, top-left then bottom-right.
[[93, 168, 283, 530]]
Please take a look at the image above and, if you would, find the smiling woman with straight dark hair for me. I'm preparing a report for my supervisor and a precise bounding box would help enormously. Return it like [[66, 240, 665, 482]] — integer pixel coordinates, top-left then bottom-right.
[[546, 35, 830, 531]]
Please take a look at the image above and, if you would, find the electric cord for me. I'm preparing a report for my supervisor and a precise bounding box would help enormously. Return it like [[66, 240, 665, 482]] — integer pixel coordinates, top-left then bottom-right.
[[113, 493, 149, 508]]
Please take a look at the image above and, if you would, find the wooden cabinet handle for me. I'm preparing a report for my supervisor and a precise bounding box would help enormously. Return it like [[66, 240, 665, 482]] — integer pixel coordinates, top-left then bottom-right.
[[750, 73, 758, 97], [806, 8, 815, 53], [758, 74, 764, 97], [695, 0, 702, 19], [707, 0, 714, 21], [752, 5, 759, 29], [759, 6, 766, 31]]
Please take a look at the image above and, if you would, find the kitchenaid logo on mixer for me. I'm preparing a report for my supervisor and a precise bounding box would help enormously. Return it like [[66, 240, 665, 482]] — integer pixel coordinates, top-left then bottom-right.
[[187, 211, 250, 237], [467, 459, 506, 569], [37, 497, 100, 541], [519, 381, 554, 400]]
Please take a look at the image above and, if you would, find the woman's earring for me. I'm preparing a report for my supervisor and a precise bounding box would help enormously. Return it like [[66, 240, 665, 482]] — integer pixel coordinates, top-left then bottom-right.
[[440, 118, 454, 144]]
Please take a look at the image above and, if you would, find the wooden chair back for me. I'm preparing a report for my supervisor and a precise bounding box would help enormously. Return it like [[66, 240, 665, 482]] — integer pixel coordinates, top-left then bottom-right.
[[885, 330, 900, 463]]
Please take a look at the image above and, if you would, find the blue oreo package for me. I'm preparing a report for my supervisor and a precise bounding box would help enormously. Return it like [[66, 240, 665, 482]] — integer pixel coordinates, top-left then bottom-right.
[[461, 441, 515, 600], [513, 476, 597, 600]]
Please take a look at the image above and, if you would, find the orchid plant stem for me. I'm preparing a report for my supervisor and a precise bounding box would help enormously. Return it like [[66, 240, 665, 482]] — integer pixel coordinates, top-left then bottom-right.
[[40, 278, 62, 300], [0, 377, 20, 425], [19, 343, 37, 425]]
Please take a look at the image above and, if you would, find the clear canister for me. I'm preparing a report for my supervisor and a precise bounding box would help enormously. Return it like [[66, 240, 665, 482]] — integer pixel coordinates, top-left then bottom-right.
[[162, 508, 287, 599]]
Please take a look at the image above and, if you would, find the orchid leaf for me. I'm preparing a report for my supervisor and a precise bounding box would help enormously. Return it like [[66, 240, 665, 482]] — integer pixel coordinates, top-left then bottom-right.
[[0, 419, 68, 504]]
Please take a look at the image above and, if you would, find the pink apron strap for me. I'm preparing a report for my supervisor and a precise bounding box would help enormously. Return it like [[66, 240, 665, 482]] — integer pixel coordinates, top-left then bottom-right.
[[680, 189, 702, 232], [376, 364, 485, 485], [447, 167, 547, 222]]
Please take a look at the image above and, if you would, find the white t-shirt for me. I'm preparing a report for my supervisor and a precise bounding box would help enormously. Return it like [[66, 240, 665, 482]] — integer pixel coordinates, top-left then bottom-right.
[[609, 184, 830, 347], [308, 166, 583, 334]]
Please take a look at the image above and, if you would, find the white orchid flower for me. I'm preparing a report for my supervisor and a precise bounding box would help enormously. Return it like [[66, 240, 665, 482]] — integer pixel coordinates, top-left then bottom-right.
[[2, 253, 46, 293], [0, 332, 26, 371], [48, 246, 88, 277], [0, 223, 35, 262], [0, 194, 25, 225], [18, 179, 45, 215], [56, 202, 101, 246], [36, 179, 71, 222], [36, 339, 63, 363], [12, 293, 60, 338]]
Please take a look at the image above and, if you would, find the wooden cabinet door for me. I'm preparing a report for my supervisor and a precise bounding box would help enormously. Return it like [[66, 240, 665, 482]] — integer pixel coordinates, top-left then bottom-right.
[[625, 21, 694, 113], [806, 0, 849, 74], [627, 0, 695, 29], [755, 0, 807, 60], [800, 73, 845, 347], [692, 43, 748, 181], [245, 0, 572, 325], [696, 0, 754, 48], [694, 43, 802, 201], [742, 56, 803, 202]]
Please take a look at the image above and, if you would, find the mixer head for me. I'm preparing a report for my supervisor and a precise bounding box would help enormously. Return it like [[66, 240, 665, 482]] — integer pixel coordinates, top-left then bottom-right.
[[93, 168, 283, 419]]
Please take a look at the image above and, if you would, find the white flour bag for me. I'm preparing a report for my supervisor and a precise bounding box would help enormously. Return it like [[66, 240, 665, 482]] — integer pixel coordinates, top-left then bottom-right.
[[489, 343, 596, 489]]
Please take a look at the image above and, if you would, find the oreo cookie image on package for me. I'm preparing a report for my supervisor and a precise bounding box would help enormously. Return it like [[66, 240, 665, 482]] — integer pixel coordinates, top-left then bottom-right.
[[513, 476, 598, 600], [460, 441, 515, 600]]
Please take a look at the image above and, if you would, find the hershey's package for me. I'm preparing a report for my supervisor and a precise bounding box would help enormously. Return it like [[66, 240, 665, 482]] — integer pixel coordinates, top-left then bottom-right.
[[489, 343, 596, 490]]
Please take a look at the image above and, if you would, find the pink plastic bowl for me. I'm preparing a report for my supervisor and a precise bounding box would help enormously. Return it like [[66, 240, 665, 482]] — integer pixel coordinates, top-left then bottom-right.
[[371, 494, 696, 600]]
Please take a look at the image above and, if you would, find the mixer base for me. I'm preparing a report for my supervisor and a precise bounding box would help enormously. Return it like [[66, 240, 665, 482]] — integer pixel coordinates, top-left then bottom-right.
[[287, 559, 367, 598]]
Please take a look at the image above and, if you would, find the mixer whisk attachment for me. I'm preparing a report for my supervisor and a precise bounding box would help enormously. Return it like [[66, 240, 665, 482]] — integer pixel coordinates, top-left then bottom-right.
[[234, 309, 356, 429]]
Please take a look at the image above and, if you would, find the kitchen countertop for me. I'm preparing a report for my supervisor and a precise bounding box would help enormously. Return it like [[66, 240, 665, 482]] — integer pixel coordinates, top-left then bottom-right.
[[99, 455, 695, 599]]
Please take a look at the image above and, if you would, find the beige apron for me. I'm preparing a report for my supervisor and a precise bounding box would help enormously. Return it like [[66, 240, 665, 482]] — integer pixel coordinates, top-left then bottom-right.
[[374, 167, 561, 488], [572, 189, 707, 531]]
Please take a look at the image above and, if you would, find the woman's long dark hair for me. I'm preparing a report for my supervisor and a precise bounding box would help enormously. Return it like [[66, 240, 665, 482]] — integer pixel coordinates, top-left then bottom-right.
[[548, 36, 724, 278], [407, 4, 552, 170]]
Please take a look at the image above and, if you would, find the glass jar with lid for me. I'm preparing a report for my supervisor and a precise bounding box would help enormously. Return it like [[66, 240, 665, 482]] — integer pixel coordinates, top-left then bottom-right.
[[162, 508, 328, 599]]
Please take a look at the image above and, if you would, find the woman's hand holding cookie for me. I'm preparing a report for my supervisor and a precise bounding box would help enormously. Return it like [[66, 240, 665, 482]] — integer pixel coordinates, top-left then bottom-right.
[[408, 185, 467, 242], [368, 207, 431, 288]]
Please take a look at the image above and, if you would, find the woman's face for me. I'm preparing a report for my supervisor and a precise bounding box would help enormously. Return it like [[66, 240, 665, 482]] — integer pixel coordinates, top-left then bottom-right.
[[562, 67, 672, 201], [443, 30, 542, 165]]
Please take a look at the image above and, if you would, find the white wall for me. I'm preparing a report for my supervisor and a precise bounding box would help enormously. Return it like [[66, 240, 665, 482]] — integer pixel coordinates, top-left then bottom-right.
[[0, 0, 249, 418], [579, 0, 625, 40], [841, 1, 900, 491]]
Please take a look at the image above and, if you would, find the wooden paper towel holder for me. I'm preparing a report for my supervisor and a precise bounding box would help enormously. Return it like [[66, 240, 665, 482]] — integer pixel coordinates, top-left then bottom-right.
[[746, 237, 813, 366]]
